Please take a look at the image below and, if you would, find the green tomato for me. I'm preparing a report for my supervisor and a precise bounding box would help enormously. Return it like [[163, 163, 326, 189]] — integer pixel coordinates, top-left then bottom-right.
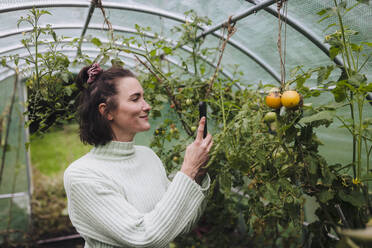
[[191, 126, 197, 132], [186, 98, 192, 105], [263, 112, 277, 123]]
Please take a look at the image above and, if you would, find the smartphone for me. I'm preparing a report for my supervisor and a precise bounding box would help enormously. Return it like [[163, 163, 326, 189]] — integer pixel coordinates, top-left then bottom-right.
[[199, 101, 207, 138]]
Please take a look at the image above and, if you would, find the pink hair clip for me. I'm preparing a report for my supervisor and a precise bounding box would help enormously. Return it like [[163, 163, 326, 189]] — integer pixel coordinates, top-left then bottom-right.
[[87, 63, 103, 84]]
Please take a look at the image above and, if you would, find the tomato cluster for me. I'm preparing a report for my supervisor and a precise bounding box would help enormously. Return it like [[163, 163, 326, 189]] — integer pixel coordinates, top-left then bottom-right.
[[265, 88, 301, 110]]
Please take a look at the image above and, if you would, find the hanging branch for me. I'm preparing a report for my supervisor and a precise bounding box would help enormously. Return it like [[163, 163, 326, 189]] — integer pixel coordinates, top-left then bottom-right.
[[0, 69, 19, 185], [277, 0, 288, 90], [134, 55, 193, 136], [205, 16, 236, 98], [95, 0, 114, 42]]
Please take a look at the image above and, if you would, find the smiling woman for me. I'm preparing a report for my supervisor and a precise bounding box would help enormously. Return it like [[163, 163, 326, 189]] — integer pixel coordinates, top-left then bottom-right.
[[63, 63, 213, 248], [100, 76, 152, 142]]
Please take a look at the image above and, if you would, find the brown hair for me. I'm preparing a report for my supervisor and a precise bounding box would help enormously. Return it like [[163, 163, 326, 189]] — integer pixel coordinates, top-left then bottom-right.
[[76, 65, 136, 146]]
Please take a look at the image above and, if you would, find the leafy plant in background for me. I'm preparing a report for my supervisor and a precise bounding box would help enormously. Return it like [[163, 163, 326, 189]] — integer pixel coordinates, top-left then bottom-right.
[[317, 0, 372, 185], [2, 8, 78, 134], [315, 0, 372, 246], [285, 0, 372, 246]]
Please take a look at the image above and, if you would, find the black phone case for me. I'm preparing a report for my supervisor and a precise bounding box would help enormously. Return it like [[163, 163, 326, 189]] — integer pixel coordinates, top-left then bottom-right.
[[199, 101, 207, 138]]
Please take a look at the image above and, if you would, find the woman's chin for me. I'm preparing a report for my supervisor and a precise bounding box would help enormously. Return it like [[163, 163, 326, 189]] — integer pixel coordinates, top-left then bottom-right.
[[142, 123, 151, 131]]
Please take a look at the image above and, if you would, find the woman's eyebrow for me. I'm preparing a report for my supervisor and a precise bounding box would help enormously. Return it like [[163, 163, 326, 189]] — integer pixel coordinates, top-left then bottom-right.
[[129, 92, 142, 98]]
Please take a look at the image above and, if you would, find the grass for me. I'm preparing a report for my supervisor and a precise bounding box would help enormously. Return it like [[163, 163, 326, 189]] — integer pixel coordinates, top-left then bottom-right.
[[30, 124, 91, 176]]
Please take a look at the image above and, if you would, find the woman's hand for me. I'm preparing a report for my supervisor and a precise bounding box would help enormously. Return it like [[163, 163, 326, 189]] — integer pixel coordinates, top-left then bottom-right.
[[181, 117, 213, 180]]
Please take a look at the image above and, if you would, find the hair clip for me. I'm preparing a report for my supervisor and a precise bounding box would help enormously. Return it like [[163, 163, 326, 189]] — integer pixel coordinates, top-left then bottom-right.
[[87, 63, 103, 84]]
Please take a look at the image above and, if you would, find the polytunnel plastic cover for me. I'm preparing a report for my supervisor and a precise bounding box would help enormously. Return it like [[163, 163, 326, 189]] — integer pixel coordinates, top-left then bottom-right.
[[0, 0, 370, 82]]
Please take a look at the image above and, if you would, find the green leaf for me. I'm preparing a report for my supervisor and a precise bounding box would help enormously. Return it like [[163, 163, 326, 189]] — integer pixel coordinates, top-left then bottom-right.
[[338, 190, 365, 207], [318, 14, 333, 23], [348, 73, 367, 87], [99, 54, 110, 65], [317, 65, 334, 83], [306, 156, 318, 175], [1, 58, 6, 67], [299, 110, 335, 125], [321, 166, 336, 186], [329, 46, 341, 60], [111, 58, 124, 67], [350, 43, 362, 53], [162, 47, 172, 55], [317, 191, 334, 203], [14, 56, 19, 66], [323, 23, 336, 32], [51, 31, 57, 42], [361, 42, 372, 47], [317, 8, 332, 16], [356, 0, 369, 5], [149, 49, 157, 57], [60, 72, 70, 83], [91, 37, 102, 47], [200, 64, 206, 75], [41, 10, 52, 15], [322, 101, 346, 110], [218, 172, 231, 197], [331, 84, 347, 102], [135, 24, 141, 31], [290, 65, 303, 78]]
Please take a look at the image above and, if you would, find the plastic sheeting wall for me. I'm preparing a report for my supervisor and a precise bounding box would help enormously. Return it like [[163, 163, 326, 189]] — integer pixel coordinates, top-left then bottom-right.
[[0, 75, 31, 243]]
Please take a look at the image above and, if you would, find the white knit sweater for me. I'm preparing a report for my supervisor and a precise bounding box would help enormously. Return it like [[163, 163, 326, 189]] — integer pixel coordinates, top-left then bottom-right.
[[63, 141, 210, 248]]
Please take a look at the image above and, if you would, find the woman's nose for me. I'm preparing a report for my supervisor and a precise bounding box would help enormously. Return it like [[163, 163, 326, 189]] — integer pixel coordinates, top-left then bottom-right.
[[143, 100, 151, 111]]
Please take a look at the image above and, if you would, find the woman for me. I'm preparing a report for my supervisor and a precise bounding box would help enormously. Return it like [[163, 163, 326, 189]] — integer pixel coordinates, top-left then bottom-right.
[[64, 63, 213, 248]]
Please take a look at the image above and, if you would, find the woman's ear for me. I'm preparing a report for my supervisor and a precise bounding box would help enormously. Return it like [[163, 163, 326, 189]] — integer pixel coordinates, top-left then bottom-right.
[[98, 103, 114, 120]]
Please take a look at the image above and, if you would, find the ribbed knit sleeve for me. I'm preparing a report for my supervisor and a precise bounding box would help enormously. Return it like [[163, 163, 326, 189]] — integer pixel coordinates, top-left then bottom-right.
[[66, 171, 205, 248], [179, 174, 210, 235]]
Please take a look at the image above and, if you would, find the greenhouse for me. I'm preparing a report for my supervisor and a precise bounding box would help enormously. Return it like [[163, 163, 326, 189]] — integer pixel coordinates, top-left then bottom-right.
[[0, 0, 371, 247]]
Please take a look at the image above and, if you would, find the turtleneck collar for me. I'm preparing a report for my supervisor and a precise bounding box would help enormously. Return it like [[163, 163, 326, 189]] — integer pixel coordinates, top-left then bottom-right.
[[89, 141, 135, 160]]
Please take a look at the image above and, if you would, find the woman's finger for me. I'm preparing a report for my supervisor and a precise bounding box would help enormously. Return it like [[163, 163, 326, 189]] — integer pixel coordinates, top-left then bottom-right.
[[206, 139, 213, 152], [202, 133, 212, 146], [196, 117, 206, 141]]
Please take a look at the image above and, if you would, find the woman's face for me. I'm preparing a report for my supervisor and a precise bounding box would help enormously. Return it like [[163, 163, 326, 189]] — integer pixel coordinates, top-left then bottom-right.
[[107, 77, 151, 141]]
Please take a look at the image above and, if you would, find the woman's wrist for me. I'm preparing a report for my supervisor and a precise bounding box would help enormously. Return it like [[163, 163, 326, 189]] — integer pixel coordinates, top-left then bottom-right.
[[180, 165, 197, 180], [195, 174, 205, 185], [195, 169, 207, 185]]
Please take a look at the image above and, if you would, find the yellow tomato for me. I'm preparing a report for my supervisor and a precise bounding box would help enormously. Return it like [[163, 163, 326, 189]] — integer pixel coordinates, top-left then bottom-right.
[[281, 90, 301, 109], [265, 92, 282, 109]]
